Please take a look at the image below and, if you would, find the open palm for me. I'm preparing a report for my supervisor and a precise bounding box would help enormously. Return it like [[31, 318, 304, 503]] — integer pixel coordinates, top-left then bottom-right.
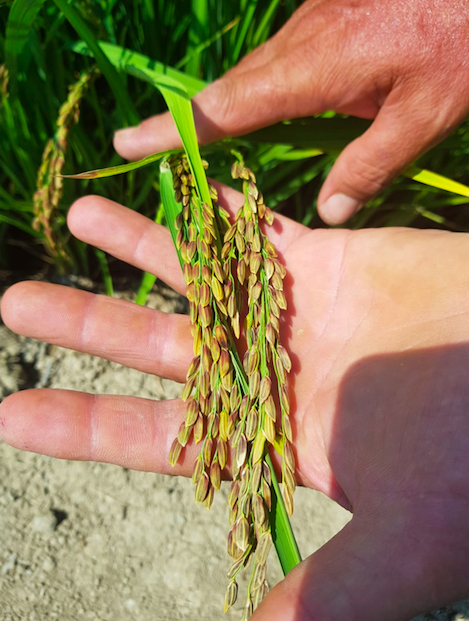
[[1, 185, 468, 621]]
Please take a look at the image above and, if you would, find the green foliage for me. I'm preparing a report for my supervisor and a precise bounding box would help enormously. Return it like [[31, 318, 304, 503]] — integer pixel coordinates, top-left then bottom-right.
[[51, 0, 139, 125], [5, 0, 46, 87]]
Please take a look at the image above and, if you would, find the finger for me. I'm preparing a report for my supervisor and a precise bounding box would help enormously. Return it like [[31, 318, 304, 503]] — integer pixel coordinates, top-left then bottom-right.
[[253, 514, 462, 621], [317, 89, 445, 225], [0, 389, 287, 484], [71, 190, 307, 266], [0, 389, 193, 476], [1, 281, 192, 382], [68, 196, 186, 295], [114, 59, 317, 161], [225, 40, 276, 78]]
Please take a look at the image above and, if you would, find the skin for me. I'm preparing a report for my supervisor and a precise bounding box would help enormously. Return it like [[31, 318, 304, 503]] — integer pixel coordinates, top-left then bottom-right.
[[2, 2, 469, 615], [1, 188, 468, 620], [114, 0, 469, 225]]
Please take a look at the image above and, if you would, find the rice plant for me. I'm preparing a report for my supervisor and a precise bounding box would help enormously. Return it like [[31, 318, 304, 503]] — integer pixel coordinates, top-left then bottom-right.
[[165, 151, 297, 614], [33, 65, 99, 267], [1, 0, 469, 616]]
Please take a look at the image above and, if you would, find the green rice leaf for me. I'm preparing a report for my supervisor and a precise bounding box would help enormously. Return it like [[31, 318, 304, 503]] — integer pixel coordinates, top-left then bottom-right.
[[159, 160, 184, 268], [94, 248, 114, 297], [231, 0, 258, 64], [266, 452, 302, 574], [176, 17, 241, 71], [404, 165, 469, 198], [61, 149, 180, 179], [5, 0, 47, 85], [0, 212, 39, 235], [252, 0, 282, 47], [184, 0, 209, 76], [135, 203, 165, 306], [274, 148, 324, 161], [246, 117, 461, 151], [69, 40, 206, 98], [130, 66, 212, 208]]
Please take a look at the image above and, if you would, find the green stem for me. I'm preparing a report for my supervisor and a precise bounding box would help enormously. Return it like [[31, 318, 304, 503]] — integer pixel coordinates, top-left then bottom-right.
[[135, 203, 165, 305], [135, 271, 157, 306], [266, 452, 301, 573], [94, 248, 114, 297]]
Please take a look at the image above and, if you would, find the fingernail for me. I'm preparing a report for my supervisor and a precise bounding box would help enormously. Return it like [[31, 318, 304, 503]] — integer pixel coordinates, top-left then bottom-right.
[[320, 194, 361, 225], [114, 125, 140, 142]]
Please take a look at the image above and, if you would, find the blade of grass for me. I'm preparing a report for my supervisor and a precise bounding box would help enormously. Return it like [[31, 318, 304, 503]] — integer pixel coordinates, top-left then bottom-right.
[[0, 212, 40, 235], [69, 40, 206, 98], [266, 452, 301, 574], [159, 160, 184, 267], [128, 66, 213, 210], [246, 117, 462, 151], [267, 160, 326, 210], [231, 0, 258, 64], [404, 165, 469, 198], [414, 206, 463, 231], [61, 149, 180, 179], [252, 0, 282, 47], [94, 248, 114, 297], [176, 17, 241, 71], [185, 0, 208, 76], [135, 202, 165, 306], [258, 145, 323, 166], [135, 269, 158, 306], [5, 0, 47, 86], [276, 148, 324, 161], [130, 173, 160, 211]]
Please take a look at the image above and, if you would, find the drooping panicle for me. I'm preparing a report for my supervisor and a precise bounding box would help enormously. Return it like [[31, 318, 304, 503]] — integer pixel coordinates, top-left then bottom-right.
[[168, 153, 294, 619]]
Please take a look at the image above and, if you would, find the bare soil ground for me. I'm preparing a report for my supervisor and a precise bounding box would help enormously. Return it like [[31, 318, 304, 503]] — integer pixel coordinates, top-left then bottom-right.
[[0, 282, 467, 621]]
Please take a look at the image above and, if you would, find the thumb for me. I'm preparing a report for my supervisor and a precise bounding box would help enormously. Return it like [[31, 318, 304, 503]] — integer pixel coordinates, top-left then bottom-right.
[[114, 63, 293, 161], [252, 514, 461, 621], [317, 94, 438, 225]]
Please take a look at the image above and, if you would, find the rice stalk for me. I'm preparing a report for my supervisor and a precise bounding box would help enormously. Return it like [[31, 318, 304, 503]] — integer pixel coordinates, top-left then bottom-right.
[[0, 64, 9, 99], [167, 153, 238, 515], [32, 66, 99, 265], [167, 152, 295, 617]]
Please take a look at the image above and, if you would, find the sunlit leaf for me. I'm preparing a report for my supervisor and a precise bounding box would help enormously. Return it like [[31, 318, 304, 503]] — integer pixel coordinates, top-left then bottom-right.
[[69, 40, 206, 98], [61, 149, 180, 179], [405, 165, 469, 198]]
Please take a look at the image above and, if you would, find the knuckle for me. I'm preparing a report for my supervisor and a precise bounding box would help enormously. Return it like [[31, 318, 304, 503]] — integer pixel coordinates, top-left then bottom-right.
[[344, 153, 394, 197], [192, 79, 239, 141], [205, 78, 239, 133]]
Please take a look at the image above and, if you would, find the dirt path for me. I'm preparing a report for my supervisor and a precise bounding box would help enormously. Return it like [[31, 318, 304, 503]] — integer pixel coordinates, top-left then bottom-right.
[[0, 285, 467, 621]]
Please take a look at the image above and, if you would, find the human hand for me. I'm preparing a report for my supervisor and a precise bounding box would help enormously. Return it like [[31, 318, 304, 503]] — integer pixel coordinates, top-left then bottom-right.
[[1, 187, 468, 620], [114, 0, 469, 226]]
